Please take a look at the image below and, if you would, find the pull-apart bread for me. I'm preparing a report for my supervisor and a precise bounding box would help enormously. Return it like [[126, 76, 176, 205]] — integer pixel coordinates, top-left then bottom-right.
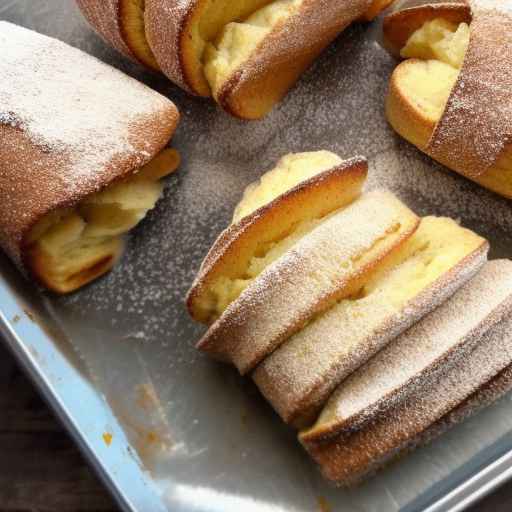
[[383, 0, 512, 198], [187, 150, 512, 483], [254, 215, 488, 427], [189, 152, 420, 374], [0, 22, 179, 293], [77, 0, 393, 119], [301, 260, 512, 485]]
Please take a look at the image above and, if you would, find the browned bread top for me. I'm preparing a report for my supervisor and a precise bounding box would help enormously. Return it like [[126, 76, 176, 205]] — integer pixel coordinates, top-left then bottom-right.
[[428, 3, 512, 178], [383, 0, 512, 179], [76, 0, 136, 62], [187, 156, 368, 324], [300, 260, 512, 485], [0, 22, 179, 272]]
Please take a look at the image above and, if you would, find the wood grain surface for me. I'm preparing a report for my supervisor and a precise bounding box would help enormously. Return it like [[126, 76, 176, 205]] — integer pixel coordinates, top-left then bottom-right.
[[0, 336, 511, 512]]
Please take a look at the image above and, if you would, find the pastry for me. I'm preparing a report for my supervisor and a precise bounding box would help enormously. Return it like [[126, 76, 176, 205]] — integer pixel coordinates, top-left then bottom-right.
[[0, 22, 179, 293], [187, 151, 367, 324], [253, 216, 488, 428], [300, 260, 512, 485], [78, 0, 393, 119], [189, 152, 420, 374], [383, 0, 512, 199], [76, 0, 160, 70]]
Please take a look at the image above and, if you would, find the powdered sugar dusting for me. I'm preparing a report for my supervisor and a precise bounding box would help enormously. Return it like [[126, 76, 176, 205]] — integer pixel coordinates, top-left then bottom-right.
[[318, 260, 512, 437], [253, 226, 486, 427], [304, 274, 512, 484], [198, 189, 417, 374], [428, 3, 512, 177], [0, 21, 170, 189]]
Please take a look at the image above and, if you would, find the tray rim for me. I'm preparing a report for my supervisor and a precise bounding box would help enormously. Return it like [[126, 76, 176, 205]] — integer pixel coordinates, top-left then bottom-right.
[[1, 273, 512, 512], [0, 273, 170, 512]]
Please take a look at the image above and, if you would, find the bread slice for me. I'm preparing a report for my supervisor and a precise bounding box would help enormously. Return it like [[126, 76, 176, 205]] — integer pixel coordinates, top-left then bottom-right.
[[27, 149, 179, 293], [197, 189, 420, 374], [76, 0, 160, 70], [300, 260, 512, 485], [253, 216, 488, 428], [384, 4, 512, 199], [145, 0, 392, 117], [0, 23, 179, 292], [202, 0, 377, 119], [187, 152, 368, 324]]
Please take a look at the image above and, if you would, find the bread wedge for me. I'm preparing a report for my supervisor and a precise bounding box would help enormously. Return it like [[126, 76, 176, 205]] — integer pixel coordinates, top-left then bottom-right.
[[202, 0, 377, 119], [76, 0, 160, 70], [301, 260, 512, 485], [144, 0, 392, 118], [383, 1, 512, 199], [0, 22, 179, 293], [197, 189, 419, 374], [187, 152, 368, 324], [253, 216, 488, 428]]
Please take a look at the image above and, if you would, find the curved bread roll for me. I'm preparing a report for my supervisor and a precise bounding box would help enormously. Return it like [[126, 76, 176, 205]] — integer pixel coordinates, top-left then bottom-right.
[[0, 22, 179, 293], [197, 187, 419, 374], [254, 216, 488, 428], [187, 152, 367, 324], [384, 0, 512, 198], [141, 0, 392, 118], [301, 260, 512, 485], [76, 0, 160, 70]]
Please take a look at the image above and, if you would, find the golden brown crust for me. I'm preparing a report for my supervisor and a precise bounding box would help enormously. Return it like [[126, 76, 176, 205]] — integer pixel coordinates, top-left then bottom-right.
[[0, 23, 179, 286], [77, 0, 160, 70], [187, 157, 368, 324], [384, 0, 512, 198], [76, 0, 135, 62], [197, 191, 420, 374], [216, 0, 373, 120], [254, 237, 488, 429], [300, 260, 512, 485], [144, 0, 199, 94], [427, 6, 512, 178]]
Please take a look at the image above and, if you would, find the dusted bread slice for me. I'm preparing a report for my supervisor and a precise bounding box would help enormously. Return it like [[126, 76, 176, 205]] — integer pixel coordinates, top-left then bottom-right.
[[187, 152, 367, 324], [197, 190, 420, 374], [253, 216, 488, 428], [145, 0, 392, 117], [27, 149, 179, 293], [203, 0, 372, 119], [301, 260, 512, 485], [145, 0, 275, 96], [384, 2, 512, 199], [0, 23, 179, 293], [76, 0, 160, 70]]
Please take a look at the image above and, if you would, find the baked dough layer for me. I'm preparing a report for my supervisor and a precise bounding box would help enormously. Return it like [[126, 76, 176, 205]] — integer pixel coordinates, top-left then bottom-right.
[[197, 189, 419, 374], [253, 216, 488, 427], [27, 149, 179, 293], [187, 152, 367, 323], [385, 5, 512, 198], [300, 260, 512, 485]]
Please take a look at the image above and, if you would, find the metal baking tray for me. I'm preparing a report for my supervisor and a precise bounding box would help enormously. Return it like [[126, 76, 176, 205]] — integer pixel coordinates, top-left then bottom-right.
[[2, 1, 512, 511]]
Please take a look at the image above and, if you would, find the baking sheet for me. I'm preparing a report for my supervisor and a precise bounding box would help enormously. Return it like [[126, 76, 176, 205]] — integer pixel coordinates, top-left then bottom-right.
[[2, 1, 512, 511]]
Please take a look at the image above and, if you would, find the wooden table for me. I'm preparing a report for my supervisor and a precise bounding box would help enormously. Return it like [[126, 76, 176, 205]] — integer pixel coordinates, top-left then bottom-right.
[[0, 339, 511, 512]]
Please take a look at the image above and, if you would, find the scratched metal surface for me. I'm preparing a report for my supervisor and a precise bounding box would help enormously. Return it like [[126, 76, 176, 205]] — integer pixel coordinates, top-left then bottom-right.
[[2, 1, 512, 511]]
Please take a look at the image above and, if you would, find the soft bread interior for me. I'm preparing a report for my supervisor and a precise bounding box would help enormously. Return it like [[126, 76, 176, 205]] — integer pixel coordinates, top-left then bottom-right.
[[120, 0, 160, 70], [189, 151, 366, 323], [206, 152, 352, 317], [203, 0, 303, 101], [181, 0, 275, 95], [233, 151, 342, 222], [387, 18, 512, 196], [26, 149, 179, 293], [256, 216, 487, 427]]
